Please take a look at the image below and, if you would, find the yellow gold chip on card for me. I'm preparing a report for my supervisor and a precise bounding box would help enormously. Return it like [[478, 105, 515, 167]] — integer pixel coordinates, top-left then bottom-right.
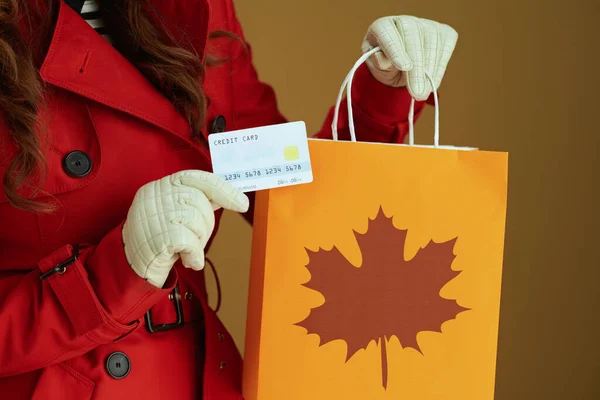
[[283, 145, 299, 161]]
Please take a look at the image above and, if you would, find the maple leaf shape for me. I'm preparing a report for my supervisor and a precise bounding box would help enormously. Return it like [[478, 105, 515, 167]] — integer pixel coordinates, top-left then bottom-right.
[[295, 207, 469, 389]]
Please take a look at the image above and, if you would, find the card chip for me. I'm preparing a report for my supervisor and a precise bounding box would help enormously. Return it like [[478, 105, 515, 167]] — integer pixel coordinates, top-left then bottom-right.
[[284, 145, 299, 161]]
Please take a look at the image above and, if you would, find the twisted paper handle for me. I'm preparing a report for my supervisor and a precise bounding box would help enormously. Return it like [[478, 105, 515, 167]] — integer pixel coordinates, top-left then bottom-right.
[[331, 46, 440, 147]]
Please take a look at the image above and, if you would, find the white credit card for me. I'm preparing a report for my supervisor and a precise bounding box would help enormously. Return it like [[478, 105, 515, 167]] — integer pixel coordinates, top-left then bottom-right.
[[208, 121, 313, 192]]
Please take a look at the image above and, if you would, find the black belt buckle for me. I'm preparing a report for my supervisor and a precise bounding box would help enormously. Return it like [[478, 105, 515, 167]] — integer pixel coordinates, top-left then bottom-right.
[[145, 284, 184, 333], [40, 245, 81, 281]]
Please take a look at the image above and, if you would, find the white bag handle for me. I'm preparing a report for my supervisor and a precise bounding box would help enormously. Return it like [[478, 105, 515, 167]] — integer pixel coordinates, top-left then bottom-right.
[[331, 46, 440, 146]]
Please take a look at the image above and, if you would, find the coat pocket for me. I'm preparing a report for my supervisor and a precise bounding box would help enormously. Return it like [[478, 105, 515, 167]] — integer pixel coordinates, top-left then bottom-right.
[[31, 363, 94, 400]]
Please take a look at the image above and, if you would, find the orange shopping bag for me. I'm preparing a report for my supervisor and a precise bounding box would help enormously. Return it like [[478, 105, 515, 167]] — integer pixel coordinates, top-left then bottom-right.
[[243, 48, 509, 400]]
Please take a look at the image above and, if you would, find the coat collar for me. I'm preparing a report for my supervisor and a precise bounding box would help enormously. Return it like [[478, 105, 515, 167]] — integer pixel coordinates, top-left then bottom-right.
[[39, 0, 211, 144]]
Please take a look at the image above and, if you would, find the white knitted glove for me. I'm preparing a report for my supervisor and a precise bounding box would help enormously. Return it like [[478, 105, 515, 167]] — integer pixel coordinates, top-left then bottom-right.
[[362, 16, 458, 101], [122, 170, 249, 288]]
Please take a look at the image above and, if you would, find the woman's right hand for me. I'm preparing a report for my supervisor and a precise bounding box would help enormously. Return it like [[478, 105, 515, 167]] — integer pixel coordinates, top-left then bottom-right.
[[122, 170, 249, 288]]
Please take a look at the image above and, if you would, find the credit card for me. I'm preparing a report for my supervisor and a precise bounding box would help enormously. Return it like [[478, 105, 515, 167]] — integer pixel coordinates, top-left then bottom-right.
[[208, 121, 313, 192]]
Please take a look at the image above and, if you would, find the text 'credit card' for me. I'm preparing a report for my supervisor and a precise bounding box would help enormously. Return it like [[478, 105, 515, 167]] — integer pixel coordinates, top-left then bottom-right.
[[209, 121, 313, 192]]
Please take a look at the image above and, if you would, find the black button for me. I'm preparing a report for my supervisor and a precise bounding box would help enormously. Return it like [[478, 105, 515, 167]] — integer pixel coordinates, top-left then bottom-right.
[[63, 151, 92, 178], [106, 352, 131, 379], [211, 115, 226, 133]]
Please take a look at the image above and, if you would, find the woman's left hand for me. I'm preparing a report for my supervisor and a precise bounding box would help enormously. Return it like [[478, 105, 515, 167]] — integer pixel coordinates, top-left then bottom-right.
[[362, 16, 458, 101]]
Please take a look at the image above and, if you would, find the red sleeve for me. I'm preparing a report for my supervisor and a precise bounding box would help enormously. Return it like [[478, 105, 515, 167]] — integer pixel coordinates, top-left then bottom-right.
[[0, 222, 176, 377], [225, 0, 433, 143], [223, 1, 434, 224], [225, 11, 287, 131], [314, 64, 435, 142]]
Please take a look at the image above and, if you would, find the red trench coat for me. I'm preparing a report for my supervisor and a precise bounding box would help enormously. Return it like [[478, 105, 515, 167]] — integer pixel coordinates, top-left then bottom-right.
[[0, 0, 431, 399]]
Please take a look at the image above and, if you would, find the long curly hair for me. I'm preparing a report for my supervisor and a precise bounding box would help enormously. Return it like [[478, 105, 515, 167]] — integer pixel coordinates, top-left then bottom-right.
[[0, 0, 231, 213]]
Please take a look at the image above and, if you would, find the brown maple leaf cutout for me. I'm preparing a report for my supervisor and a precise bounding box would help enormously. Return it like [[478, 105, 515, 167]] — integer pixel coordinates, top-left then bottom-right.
[[295, 207, 469, 389]]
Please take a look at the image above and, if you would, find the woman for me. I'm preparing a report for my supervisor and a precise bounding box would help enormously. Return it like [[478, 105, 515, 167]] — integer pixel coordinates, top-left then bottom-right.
[[0, 0, 458, 398]]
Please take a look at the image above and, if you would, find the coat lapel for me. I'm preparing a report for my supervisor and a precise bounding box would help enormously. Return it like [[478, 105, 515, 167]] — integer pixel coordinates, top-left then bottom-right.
[[40, 0, 211, 145]]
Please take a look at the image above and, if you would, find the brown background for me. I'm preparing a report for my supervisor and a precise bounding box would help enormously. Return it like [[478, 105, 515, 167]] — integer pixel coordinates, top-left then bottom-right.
[[206, 0, 600, 398]]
